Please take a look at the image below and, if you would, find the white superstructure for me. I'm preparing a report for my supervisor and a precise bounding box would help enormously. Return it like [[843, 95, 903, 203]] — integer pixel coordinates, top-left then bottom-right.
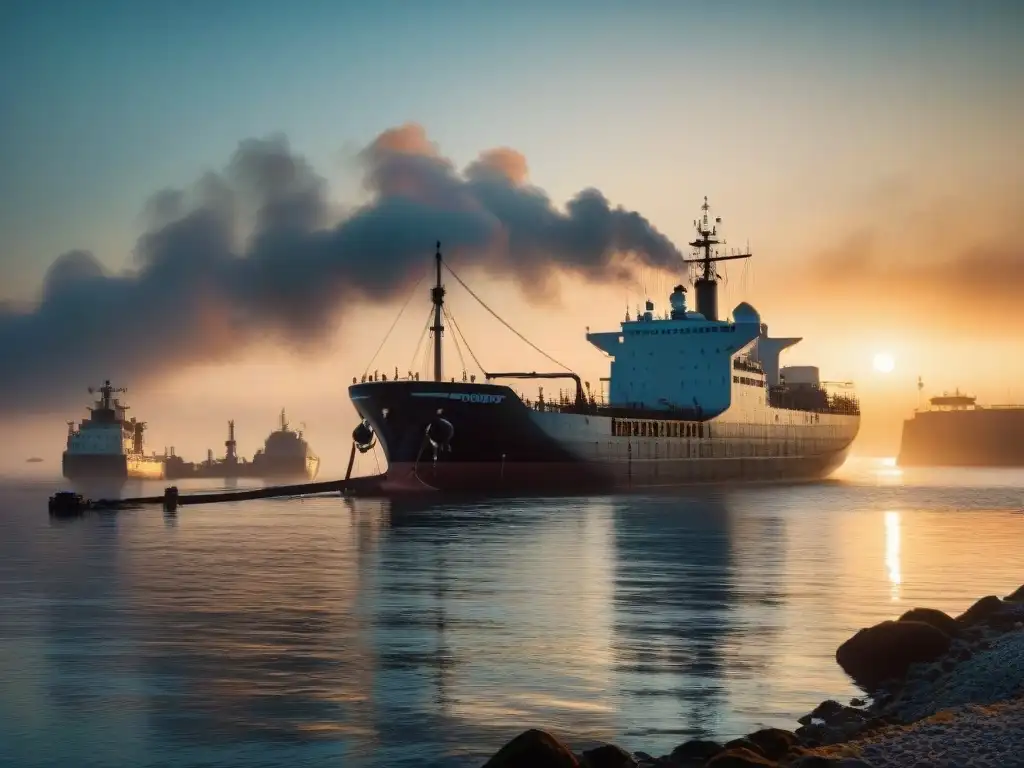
[[62, 380, 166, 480], [65, 381, 136, 455], [346, 198, 860, 494]]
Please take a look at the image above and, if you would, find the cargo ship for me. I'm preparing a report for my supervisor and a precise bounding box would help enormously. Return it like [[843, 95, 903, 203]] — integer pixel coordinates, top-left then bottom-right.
[[162, 416, 320, 481], [250, 410, 320, 481], [347, 198, 860, 493], [897, 388, 1024, 467], [62, 380, 167, 480]]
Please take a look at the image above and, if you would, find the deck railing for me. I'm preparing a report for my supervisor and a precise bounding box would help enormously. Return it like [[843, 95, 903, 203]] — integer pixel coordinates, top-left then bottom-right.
[[768, 385, 861, 416], [355, 369, 860, 417]]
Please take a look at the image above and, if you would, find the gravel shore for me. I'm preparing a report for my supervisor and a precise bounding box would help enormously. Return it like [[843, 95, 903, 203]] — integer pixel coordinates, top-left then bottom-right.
[[480, 585, 1024, 768]]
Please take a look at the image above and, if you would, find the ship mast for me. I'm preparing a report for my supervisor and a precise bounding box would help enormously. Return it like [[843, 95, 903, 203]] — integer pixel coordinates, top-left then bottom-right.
[[88, 379, 127, 416], [430, 241, 445, 382], [682, 197, 752, 321]]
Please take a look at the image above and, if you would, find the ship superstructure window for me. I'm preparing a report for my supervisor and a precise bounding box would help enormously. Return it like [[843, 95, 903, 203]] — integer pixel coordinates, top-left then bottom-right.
[[733, 375, 765, 387], [626, 324, 738, 336], [610, 418, 712, 440]]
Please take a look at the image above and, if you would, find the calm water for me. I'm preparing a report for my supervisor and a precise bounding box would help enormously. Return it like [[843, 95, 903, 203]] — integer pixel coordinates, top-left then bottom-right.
[[1, 459, 1022, 768]]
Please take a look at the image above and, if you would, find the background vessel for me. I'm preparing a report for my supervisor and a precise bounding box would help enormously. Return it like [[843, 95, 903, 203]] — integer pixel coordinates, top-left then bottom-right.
[[62, 381, 166, 481], [897, 387, 1024, 467], [250, 410, 320, 481]]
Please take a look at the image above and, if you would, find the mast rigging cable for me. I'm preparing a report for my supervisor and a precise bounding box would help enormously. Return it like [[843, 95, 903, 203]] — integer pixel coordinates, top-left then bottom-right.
[[445, 306, 487, 377], [442, 262, 572, 373], [363, 270, 426, 376], [442, 305, 469, 376], [408, 307, 434, 377]]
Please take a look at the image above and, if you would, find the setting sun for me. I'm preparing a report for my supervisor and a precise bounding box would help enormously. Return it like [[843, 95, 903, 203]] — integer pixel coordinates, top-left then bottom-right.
[[873, 353, 896, 374]]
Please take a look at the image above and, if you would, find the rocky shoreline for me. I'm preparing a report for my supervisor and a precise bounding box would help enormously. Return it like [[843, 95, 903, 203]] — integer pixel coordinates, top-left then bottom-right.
[[482, 585, 1024, 768]]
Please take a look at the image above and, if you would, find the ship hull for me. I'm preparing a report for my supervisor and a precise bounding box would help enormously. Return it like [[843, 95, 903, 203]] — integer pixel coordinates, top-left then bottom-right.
[[249, 455, 320, 482], [350, 381, 858, 494], [62, 452, 167, 481], [384, 453, 851, 493], [897, 408, 1024, 467]]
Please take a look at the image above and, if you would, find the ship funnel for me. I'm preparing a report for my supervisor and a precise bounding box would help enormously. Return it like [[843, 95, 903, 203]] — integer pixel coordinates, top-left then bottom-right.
[[694, 279, 718, 322]]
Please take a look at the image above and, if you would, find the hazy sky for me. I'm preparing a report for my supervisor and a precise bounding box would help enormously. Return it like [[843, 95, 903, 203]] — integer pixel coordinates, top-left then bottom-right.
[[2, 0, 1022, 469]]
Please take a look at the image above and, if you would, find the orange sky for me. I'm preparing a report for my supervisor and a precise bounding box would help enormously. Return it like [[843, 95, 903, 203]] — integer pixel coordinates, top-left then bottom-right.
[[3, 4, 1023, 474], [6, 213, 1021, 476], [5, 171, 1022, 474]]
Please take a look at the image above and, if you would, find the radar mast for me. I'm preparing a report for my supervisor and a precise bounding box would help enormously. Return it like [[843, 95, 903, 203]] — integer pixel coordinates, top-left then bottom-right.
[[682, 197, 752, 321]]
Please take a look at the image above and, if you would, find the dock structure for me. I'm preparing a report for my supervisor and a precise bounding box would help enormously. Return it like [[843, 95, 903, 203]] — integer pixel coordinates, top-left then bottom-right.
[[48, 474, 387, 518]]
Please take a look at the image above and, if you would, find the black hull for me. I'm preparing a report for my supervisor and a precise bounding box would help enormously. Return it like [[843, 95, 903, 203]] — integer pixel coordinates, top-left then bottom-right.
[[383, 453, 851, 494], [349, 381, 856, 494], [62, 452, 166, 481]]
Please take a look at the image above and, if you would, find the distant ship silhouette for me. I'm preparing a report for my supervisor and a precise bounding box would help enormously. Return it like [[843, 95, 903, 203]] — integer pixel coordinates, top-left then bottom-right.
[[898, 386, 1024, 467]]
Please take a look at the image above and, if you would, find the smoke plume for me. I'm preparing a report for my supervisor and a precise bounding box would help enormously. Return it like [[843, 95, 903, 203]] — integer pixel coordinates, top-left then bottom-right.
[[0, 123, 682, 414]]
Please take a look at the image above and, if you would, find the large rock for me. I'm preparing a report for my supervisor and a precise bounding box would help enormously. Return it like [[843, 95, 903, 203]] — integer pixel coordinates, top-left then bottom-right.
[[482, 729, 579, 768], [744, 728, 800, 760], [704, 746, 776, 767], [835, 619, 951, 691], [722, 737, 763, 755], [798, 700, 850, 726], [1005, 584, 1024, 602], [581, 744, 637, 768], [956, 595, 1006, 625], [669, 739, 723, 764], [898, 607, 960, 637], [957, 595, 1024, 631]]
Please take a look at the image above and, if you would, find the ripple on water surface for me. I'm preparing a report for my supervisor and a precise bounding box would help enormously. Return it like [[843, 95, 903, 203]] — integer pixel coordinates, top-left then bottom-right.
[[0, 459, 1021, 767]]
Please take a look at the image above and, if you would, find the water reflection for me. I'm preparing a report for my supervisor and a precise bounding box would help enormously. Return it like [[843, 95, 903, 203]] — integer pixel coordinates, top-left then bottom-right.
[[1, 469, 1023, 768], [39, 513, 149, 765], [884, 511, 902, 602], [30, 495, 626, 766], [366, 496, 619, 764], [611, 492, 735, 741], [124, 502, 380, 763]]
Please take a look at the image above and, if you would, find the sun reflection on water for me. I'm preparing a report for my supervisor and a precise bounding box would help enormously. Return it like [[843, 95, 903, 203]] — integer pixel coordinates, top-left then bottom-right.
[[884, 510, 902, 601], [875, 457, 904, 485]]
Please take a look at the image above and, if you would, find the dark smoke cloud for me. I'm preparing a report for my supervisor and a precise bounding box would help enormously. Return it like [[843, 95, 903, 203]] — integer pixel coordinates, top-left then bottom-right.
[[0, 123, 682, 414]]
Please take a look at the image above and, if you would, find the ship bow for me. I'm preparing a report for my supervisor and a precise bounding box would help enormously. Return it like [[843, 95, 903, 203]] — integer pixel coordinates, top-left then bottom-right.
[[349, 381, 585, 492]]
